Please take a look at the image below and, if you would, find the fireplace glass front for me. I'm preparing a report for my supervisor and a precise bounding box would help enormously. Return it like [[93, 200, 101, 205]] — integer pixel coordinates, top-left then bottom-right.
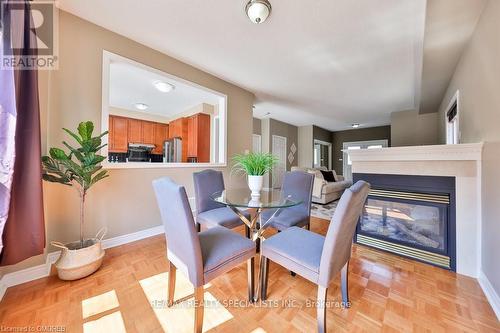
[[360, 198, 447, 252]]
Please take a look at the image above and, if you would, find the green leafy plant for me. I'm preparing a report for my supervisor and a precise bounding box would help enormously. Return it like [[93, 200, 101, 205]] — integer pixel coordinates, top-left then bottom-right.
[[232, 152, 278, 176], [42, 121, 109, 248]]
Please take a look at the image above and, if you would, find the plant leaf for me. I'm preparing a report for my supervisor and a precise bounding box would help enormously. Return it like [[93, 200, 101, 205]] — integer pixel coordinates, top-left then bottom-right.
[[49, 148, 69, 160], [77, 121, 94, 141], [62, 128, 83, 145]]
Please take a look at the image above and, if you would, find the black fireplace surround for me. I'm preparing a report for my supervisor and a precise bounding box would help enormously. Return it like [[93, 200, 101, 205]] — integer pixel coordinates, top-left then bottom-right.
[[353, 173, 456, 271]]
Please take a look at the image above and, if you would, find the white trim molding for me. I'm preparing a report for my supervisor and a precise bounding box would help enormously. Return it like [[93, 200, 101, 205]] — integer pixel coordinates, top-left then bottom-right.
[[479, 270, 500, 320], [347, 142, 483, 162], [0, 225, 165, 301]]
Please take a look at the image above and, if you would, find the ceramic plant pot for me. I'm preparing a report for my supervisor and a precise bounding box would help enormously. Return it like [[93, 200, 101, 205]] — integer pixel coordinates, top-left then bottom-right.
[[248, 175, 264, 197]]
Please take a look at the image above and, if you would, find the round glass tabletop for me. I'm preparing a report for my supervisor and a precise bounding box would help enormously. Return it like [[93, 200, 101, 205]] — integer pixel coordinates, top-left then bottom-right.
[[211, 189, 302, 209]]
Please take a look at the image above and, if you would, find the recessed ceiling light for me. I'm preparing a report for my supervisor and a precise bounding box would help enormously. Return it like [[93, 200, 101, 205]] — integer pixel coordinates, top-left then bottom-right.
[[153, 80, 175, 93], [352, 123, 360, 128], [245, 0, 272, 24], [134, 103, 149, 110]]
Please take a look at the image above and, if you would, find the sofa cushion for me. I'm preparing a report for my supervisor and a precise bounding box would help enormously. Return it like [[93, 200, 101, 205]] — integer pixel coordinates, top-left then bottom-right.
[[320, 170, 336, 182], [322, 180, 352, 194], [307, 169, 324, 180], [331, 169, 339, 182]]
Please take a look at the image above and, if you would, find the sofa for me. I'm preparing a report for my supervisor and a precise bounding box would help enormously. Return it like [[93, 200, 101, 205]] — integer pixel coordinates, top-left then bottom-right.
[[291, 166, 352, 204]]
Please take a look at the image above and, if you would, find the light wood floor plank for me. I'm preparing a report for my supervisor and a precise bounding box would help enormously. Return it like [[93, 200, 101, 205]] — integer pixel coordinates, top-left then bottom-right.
[[0, 217, 498, 332]]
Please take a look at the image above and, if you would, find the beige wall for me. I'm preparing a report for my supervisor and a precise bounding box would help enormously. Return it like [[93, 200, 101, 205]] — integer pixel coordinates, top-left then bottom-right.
[[0, 10, 254, 277], [391, 110, 438, 147], [437, 0, 500, 295]]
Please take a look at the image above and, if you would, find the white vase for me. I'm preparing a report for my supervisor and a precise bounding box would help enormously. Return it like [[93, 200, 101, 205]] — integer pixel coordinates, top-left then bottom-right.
[[248, 175, 264, 197]]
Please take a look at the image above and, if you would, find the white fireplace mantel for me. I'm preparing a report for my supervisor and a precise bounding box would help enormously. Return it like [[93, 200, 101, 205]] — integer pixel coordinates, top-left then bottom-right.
[[347, 143, 483, 278], [347, 142, 483, 162]]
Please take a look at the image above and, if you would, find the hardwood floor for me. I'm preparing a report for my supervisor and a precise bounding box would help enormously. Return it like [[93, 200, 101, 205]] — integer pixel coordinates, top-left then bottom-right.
[[0, 217, 498, 332]]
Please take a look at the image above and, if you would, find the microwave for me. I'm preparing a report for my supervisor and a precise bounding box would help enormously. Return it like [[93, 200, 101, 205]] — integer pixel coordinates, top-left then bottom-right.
[[127, 143, 155, 162]]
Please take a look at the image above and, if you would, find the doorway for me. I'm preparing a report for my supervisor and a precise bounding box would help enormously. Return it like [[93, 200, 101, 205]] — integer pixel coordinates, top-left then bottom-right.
[[342, 139, 388, 180], [272, 135, 287, 188], [252, 134, 262, 153], [313, 139, 332, 169]]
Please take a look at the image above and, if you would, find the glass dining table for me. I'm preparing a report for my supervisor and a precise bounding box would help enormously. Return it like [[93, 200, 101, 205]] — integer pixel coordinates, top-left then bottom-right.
[[211, 188, 302, 301]]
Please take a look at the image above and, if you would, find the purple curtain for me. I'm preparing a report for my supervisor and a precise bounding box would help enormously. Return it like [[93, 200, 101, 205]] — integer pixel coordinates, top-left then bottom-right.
[[0, 0, 45, 265]]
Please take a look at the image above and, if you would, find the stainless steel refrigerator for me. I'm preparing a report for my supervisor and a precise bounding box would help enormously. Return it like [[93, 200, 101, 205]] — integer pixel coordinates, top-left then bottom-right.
[[164, 137, 182, 162]]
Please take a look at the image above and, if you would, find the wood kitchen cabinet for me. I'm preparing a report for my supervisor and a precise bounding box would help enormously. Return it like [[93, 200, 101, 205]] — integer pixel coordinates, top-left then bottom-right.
[[127, 118, 142, 143], [108, 115, 169, 154], [153, 123, 169, 154], [187, 113, 211, 163], [142, 121, 155, 145], [109, 115, 128, 153], [168, 117, 189, 162]]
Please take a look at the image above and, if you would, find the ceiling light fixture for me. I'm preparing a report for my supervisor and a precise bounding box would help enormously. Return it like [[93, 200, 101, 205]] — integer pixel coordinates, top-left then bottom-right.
[[134, 103, 149, 111], [245, 0, 272, 24], [351, 123, 360, 128], [153, 80, 175, 93]]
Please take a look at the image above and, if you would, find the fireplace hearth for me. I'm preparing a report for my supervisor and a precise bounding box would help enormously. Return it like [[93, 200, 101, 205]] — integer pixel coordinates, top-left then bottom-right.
[[353, 173, 456, 271]]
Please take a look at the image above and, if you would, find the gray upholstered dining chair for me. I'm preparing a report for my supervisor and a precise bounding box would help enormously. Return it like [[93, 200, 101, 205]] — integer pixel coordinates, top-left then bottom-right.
[[193, 169, 251, 236], [261, 171, 314, 231], [153, 177, 256, 333], [259, 181, 370, 333]]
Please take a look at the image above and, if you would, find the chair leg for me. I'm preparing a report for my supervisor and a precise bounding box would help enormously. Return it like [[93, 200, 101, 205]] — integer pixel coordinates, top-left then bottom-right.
[[245, 225, 251, 239], [305, 221, 310, 230], [167, 261, 176, 306], [247, 257, 255, 302], [194, 286, 204, 333], [317, 286, 328, 333], [341, 261, 350, 307], [260, 256, 269, 300]]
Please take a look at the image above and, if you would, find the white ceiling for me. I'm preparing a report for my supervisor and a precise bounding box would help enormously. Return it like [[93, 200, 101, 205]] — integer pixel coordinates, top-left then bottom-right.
[[109, 61, 220, 117], [60, 0, 430, 130]]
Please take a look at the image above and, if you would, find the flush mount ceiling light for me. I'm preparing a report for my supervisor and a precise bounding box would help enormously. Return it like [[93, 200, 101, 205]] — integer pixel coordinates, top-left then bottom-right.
[[134, 103, 149, 110], [351, 123, 360, 128], [153, 80, 175, 93], [245, 0, 272, 24]]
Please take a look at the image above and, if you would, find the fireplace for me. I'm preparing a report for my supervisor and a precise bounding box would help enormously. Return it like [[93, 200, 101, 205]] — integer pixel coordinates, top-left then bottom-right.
[[353, 173, 456, 271]]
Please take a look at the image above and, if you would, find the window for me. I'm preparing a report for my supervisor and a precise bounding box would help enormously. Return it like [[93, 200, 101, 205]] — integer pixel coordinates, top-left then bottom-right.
[[445, 91, 460, 145]]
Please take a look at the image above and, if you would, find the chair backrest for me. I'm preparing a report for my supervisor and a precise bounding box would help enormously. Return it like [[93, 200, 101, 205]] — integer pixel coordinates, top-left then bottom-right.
[[282, 171, 314, 216], [318, 180, 370, 287], [193, 169, 226, 214], [152, 177, 204, 286]]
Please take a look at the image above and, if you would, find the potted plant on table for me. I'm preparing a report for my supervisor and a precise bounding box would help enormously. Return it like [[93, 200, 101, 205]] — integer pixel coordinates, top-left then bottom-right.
[[232, 152, 277, 197], [42, 121, 109, 280]]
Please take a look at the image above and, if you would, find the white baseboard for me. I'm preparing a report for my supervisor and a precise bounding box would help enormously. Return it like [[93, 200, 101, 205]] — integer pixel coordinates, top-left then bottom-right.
[[101, 225, 164, 249], [0, 224, 165, 301], [0, 280, 6, 301], [478, 270, 500, 320]]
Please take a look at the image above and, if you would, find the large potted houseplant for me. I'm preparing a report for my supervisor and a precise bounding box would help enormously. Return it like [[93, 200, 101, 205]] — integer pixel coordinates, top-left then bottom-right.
[[42, 121, 109, 280], [232, 152, 277, 197]]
